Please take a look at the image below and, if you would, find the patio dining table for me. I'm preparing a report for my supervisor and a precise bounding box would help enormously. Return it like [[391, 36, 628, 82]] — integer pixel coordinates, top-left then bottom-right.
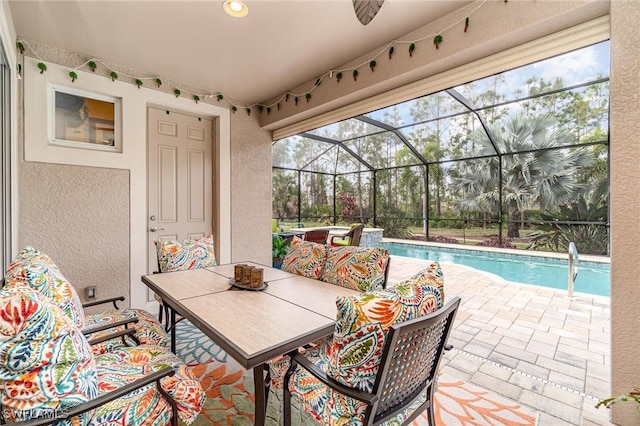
[[141, 262, 358, 426]]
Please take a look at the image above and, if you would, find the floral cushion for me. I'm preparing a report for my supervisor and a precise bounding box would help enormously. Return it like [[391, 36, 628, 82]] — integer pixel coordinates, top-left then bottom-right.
[[281, 236, 328, 279], [4, 259, 86, 329], [328, 263, 444, 392], [4, 246, 58, 276], [84, 308, 170, 354], [320, 246, 390, 291], [0, 284, 98, 424], [156, 235, 217, 273], [288, 366, 427, 426], [92, 345, 205, 425]]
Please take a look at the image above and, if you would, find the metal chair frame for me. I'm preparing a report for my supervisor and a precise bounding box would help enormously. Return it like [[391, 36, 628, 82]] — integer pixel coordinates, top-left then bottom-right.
[[283, 296, 461, 426]]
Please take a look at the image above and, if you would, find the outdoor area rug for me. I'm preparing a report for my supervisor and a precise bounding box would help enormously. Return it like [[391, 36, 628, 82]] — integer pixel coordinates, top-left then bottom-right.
[[175, 320, 537, 426]]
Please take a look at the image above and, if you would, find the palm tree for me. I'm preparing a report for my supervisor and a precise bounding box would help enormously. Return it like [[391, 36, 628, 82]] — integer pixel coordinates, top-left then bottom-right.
[[452, 113, 593, 238]]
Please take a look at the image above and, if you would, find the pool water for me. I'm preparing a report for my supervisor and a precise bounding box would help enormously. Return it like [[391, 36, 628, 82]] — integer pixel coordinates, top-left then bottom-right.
[[379, 242, 610, 297]]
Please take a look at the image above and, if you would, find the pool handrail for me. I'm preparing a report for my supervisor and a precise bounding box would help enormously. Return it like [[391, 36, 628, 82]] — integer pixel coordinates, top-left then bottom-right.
[[568, 242, 579, 298]]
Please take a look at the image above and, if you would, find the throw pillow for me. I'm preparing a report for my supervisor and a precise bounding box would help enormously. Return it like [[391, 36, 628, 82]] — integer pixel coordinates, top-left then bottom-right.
[[4, 259, 86, 329], [327, 263, 443, 392], [156, 235, 217, 273], [320, 246, 390, 291], [0, 284, 98, 423], [281, 236, 327, 279]]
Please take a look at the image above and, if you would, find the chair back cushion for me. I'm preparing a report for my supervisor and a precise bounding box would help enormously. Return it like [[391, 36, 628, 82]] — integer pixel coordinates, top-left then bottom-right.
[[320, 246, 390, 291], [327, 263, 444, 392], [281, 236, 328, 279], [92, 345, 205, 425], [4, 246, 57, 275], [0, 284, 98, 423], [156, 235, 217, 273], [4, 258, 86, 329]]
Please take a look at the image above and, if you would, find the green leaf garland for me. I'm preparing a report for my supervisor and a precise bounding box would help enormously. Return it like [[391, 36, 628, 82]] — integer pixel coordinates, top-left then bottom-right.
[[369, 60, 377, 72], [135, 79, 143, 88], [37, 62, 47, 74], [193, 95, 200, 103], [174, 89, 181, 97], [88, 61, 97, 72], [69, 71, 78, 82], [110, 71, 118, 81], [409, 43, 416, 57], [155, 78, 162, 88], [434, 34, 443, 49]]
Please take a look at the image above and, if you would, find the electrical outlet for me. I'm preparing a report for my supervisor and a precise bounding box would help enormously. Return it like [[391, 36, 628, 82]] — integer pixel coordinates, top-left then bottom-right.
[[85, 286, 97, 300]]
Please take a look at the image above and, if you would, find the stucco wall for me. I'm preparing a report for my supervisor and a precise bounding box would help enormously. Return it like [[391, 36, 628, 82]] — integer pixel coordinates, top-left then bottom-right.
[[609, 1, 640, 424], [230, 112, 272, 265], [19, 162, 129, 308]]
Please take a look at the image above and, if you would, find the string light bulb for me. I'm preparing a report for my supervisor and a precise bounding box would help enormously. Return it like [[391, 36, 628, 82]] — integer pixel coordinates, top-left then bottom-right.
[[223, 0, 248, 18]]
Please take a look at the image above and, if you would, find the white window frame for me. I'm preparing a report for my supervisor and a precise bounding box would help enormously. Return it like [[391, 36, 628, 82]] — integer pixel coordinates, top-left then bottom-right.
[[48, 84, 123, 153]]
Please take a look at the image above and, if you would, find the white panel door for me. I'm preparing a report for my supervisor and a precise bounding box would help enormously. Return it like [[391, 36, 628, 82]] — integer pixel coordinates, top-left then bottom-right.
[[147, 107, 213, 300]]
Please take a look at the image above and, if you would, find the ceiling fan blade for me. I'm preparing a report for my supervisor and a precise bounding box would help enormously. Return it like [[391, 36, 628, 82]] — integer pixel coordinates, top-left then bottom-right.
[[353, 0, 385, 26]]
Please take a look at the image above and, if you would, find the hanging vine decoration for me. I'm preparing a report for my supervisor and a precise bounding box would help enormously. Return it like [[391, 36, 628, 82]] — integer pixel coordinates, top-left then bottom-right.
[[305, 93, 311, 102], [295, 97, 299, 105], [69, 71, 78, 82], [434, 34, 443, 49], [193, 95, 200, 103], [174, 89, 181, 98], [109, 71, 118, 81], [258, 105, 264, 113], [267, 107, 271, 115], [13, 1, 495, 114], [232, 106, 238, 113]]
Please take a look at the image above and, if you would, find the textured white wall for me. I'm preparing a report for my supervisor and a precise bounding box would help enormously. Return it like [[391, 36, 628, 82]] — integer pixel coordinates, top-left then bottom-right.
[[19, 163, 129, 308], [229, 112, 272, 266], [609, 1, 640, 424]]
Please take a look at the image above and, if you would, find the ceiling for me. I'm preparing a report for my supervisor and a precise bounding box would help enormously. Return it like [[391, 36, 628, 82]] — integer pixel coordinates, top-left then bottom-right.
[[8, 0, 471, 106]]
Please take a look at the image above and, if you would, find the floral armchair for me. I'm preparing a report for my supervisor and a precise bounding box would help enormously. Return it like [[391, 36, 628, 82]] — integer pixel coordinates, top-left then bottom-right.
[[0, 284, 205, 425], [3, 246, 168, 354]]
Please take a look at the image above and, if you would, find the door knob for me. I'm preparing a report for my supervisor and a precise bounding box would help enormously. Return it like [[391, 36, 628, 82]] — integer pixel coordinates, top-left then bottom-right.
[[150, 227, 165, 232]]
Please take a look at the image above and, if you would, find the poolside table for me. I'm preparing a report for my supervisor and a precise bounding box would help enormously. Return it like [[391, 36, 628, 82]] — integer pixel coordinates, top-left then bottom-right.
[[141, 263, 357, 426]]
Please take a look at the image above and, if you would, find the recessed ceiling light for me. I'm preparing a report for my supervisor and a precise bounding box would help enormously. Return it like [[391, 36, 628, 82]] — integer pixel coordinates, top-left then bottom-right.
[[223, 0, 248, 18]]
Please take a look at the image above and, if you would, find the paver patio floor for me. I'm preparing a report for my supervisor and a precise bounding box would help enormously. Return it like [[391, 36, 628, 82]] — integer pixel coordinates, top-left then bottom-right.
[[387, 255, 613, 425]]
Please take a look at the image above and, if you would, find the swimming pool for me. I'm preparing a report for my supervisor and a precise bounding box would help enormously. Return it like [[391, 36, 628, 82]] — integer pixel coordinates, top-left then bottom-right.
[[379, 242, 611, 297]]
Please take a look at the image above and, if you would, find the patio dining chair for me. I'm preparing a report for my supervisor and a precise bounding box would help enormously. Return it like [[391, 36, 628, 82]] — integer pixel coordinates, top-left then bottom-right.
[[303, 228, 330, 244], [154, 235, 216, 330], [283, 296, 461, 426], [330, 223, 364, 247]]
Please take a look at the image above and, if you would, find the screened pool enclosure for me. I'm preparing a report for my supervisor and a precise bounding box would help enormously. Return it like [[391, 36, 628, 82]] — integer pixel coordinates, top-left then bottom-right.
[[272, 41, 610, 255]]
